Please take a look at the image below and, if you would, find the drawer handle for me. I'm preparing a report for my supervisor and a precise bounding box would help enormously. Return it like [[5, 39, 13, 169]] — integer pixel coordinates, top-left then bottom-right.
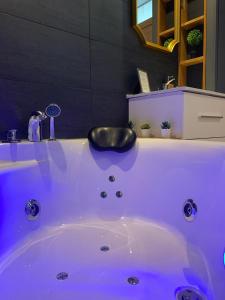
[[199, 114, 224, 119]]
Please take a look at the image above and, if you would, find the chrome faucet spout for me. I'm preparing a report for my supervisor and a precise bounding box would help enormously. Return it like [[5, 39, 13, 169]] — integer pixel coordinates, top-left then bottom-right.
[[165, 78, 175, 89], [163, 75, 176, 89], [28, 111, 47, 142]]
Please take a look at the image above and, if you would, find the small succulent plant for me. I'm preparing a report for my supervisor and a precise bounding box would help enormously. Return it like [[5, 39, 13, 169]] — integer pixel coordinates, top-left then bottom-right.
[[161, 121, 171, 129], [187, 29, 203, 47], [164, 38, 173, 48], [140, 123, 151, 130]]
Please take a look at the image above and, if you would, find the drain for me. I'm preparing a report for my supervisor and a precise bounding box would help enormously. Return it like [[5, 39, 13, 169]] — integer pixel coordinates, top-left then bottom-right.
[[127, 276, 139, 285], [100, 245, 110, 252], [183, 199, 197, 222], [56, 272, 69, 280], [25, 199, 40, 220], [175, 286, 204, 300]]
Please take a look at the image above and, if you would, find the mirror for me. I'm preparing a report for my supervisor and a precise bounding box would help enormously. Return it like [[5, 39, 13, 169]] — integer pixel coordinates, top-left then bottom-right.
[[132, 0, 180, 52]]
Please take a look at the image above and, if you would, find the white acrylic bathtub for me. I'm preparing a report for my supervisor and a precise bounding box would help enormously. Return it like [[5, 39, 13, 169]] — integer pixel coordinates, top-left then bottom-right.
[[0, 139, 224, 299]]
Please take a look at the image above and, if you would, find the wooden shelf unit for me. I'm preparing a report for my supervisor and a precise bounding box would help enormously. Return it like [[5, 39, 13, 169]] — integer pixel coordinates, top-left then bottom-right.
[[178, 0, 206, 89], [181, 15, 204, 30], [159, 27, 175, 38], [180, 56, 204, 67], [157, 0, 175, 45]]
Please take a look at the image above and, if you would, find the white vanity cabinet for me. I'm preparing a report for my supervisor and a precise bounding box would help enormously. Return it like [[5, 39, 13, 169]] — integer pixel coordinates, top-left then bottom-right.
[[128, 87, 225, 140]]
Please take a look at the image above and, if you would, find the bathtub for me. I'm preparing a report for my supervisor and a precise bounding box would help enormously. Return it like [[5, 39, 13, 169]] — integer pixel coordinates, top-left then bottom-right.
[[0, 139, 224, 299]]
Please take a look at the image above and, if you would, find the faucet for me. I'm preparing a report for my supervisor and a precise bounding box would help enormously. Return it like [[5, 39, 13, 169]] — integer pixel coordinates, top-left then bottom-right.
[[164, 75, 176, 89], [28, 111, 47, 142]]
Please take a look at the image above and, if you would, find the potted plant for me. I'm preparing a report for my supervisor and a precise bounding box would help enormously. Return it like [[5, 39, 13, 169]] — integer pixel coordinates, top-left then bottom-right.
[[164, 37, 173, 49], [161, 121, 171, 138], [140, 123, 151, 138], [187, 28, 203, 58]]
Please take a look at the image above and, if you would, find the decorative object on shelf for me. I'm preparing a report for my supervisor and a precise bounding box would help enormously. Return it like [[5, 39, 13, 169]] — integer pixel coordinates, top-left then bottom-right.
[[140, 123, 151, 138], [187, 28, 203, 58], [187, 29, 203, 47], [161, 121, 171, 138], [137, 68, 151, 93], [164, 38, 174, 49]]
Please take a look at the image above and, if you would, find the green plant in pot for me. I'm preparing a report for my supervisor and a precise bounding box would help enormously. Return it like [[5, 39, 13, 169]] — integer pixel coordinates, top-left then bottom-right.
[[164, 38, 173, 49], [187, 29, 203, 58], [161, 121, 171, 138], [140, 123, 151, 138]]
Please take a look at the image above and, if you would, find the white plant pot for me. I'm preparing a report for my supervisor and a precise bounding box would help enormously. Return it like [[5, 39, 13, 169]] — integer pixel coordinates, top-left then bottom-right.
[[140, 129, 151, 138], [161, 128, 171, 138]]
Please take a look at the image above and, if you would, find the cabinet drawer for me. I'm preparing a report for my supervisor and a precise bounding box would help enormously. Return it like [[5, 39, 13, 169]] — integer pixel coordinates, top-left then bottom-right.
[[183, 93, 225, 139]]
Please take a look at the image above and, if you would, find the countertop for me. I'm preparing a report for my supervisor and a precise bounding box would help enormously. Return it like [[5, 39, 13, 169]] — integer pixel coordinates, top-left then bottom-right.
[[127, 86, 225, 100]]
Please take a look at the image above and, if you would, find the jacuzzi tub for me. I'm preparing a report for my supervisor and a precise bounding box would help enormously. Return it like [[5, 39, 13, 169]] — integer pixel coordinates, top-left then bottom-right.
[[0, 139, 224, 299]]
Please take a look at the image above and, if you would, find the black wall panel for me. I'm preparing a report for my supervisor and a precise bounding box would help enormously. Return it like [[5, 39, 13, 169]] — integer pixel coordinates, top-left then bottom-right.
[[0, 0, 177, 139]]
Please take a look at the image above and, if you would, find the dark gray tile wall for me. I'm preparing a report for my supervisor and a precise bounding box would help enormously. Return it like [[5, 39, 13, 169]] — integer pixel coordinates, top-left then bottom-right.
[[0, 0, 177, 139]]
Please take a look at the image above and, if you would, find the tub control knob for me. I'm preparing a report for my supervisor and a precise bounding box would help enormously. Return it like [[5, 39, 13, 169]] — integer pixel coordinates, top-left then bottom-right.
[[25, 199, 40, 220], [116, 191, 123, 198], [100, 191, 107, 198], [183, 199, 197, 222]]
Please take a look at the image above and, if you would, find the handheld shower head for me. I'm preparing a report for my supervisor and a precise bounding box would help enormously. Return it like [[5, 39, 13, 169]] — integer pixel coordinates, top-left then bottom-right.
[[45, 104, 61, 118], [45, 104, 61, 140]]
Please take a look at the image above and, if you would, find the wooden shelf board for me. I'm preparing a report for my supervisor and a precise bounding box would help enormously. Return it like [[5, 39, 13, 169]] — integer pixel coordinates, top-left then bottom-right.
[[181, 15, 204, 30], [159, 27, 175, 37], [180, 56, 204, 67], [178, 0, 206, 89]]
